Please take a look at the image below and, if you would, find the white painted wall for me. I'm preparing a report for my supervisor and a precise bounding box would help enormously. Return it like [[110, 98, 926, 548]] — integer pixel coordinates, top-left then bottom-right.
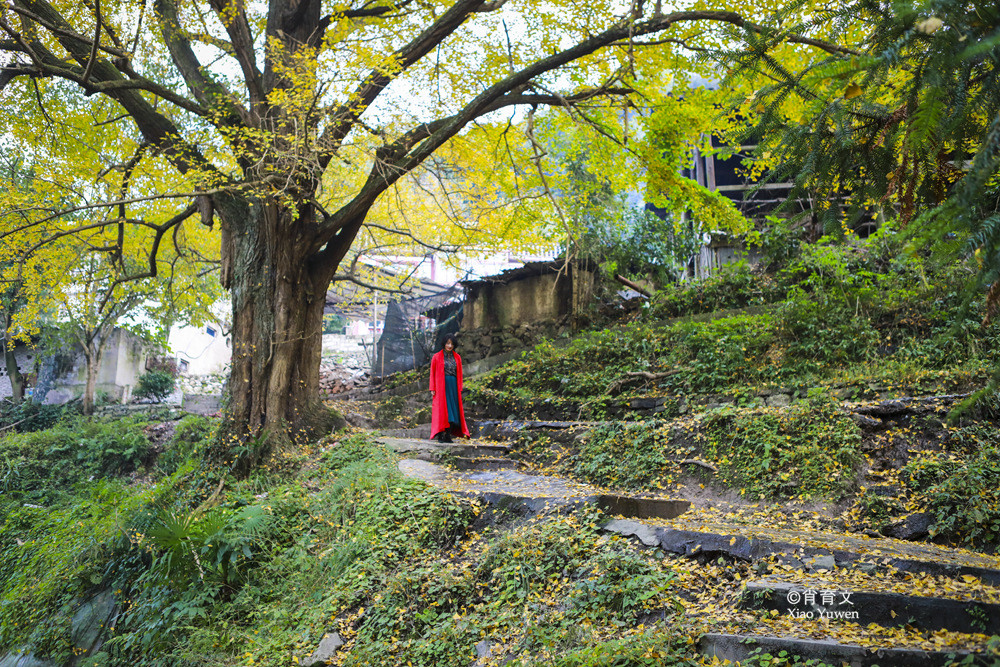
[[168, 322, 231, 376]]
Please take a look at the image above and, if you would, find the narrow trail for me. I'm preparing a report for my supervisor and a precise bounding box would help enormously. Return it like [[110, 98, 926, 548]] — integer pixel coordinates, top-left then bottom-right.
[[375, 430, 1000, 665]]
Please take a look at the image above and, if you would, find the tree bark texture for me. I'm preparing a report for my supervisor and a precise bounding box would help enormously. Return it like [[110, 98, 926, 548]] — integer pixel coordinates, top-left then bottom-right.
[[4, 346, 25, 405], [1, 310, 24, 404], [220, 195, 345, 452], [82, 347, 99, 415]]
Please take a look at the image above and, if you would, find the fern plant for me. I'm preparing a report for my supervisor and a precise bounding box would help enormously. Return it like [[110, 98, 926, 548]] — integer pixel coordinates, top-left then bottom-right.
[[145, 504, 275, 588]]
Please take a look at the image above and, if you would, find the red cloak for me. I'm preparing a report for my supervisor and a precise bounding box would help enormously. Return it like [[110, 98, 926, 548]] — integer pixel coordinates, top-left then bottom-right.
[[429, 349, 470, 438]]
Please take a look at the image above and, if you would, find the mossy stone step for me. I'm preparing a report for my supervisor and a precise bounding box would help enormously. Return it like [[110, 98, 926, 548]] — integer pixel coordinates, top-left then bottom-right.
[[741, 580, 1000, 635], [397, 459, 691, 522], [603, 521, 1000, 586], [376, 436, 510, 461], [698, 633, 987, 667], [450, 457, 525, 472]]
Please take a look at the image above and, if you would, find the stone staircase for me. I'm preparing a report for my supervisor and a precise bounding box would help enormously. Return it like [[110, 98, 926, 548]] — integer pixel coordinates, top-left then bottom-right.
[[377, 429, 1000, 665]]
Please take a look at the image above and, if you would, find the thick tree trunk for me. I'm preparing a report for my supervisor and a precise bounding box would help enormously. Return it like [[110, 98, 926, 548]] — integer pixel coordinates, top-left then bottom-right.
[[221, 197, 345, 462]]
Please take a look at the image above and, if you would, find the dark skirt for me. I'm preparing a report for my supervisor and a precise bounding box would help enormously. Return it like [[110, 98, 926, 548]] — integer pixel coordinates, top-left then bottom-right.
[[445, 375, 460, 427]]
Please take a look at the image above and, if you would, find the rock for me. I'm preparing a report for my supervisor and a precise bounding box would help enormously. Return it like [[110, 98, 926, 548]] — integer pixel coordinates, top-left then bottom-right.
[[71, 590, 118, 657], [880, 512, 934, 541], [182, 394, 221, 415], [628, 397, 659, 409], [602, 519, 661, 547], [0, 651, 56, 667], [700, 632, 980, 667], [765, 393, 791, 407], [850, 413, 883, 429], [473, 639, 493, 664], [303, 633, 344, 667], [856, 400, 910, 417], [808, 555, 837, 571]]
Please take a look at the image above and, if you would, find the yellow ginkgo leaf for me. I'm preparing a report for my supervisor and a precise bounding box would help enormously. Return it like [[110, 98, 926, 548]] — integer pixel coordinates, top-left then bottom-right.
[[845, 82, 864, 99], [916, 17, 944, 34]]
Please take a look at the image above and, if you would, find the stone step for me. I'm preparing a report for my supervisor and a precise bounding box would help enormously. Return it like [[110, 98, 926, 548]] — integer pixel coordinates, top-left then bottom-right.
[[376, 436, 510, 461], [474, 419, 599, 443], [397, 459, 597, 517], [450, 457, 525, 472], [740, 580, 1000, 635], [397, 459, 691, 523], [379, 426, 433, 439], [698, 633, 985, 667], [603, 521, 1000, 586], [597, 494, 691, 521]]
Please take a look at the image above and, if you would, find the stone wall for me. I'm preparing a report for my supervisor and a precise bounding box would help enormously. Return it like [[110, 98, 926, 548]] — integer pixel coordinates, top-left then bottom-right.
[[458, 317, 570, 364]]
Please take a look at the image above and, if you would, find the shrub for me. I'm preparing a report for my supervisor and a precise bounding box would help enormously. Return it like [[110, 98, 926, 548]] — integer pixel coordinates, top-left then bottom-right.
[[0, 417, 154, 501], [134, 370, 176, 403], [902, 427, 1000, 549], [649, 261, 783, 319], [0, 400, 69, 433]]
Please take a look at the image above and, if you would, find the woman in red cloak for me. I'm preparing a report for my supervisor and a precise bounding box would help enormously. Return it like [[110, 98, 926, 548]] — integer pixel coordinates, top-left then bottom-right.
[[429, 334, 470, 442]]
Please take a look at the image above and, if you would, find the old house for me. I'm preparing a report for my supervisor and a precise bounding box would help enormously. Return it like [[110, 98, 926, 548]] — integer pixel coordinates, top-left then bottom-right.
[[459, 259, 596, 361], [0, 328, 150, 405]]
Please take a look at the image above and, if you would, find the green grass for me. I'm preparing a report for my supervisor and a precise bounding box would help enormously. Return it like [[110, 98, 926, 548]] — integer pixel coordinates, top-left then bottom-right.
[[468, 241, 999, 418]]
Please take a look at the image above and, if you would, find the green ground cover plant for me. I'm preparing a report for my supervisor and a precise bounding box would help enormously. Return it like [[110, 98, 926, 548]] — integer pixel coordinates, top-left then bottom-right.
[[698, 395, 863, 500], [0, 413, 193, 663], [469, 234, 999, 416], [536, 396, 862, 502], [649, 261, 785, 320], [0, 418, 704, 666], [900, 425, 1000, 551]]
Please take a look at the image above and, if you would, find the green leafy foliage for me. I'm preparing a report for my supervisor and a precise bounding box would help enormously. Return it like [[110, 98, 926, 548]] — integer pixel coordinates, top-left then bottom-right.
[[0, 416, 154, 502], [577, 206, 706, 287], [902, 425, 1000, 550], [0, 468, 181, 663], [699, 395, 863, 500], [158, 415, 214, 474], [134, 371, 177, 403], [470, 236, 999, 417], [555, 397, 861, 501], [649, 261, 784, 319], [719, 0, 1000, 393], [0, 416, 701, 667], [0, 400, 71, 433], [574, 421, 671, 490]]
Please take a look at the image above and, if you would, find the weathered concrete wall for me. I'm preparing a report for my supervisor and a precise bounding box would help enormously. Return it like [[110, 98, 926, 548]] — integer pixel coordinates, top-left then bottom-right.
[[169, 322, 230, 375], [462, 267, 593, 332], [2, 330, 150, 405]]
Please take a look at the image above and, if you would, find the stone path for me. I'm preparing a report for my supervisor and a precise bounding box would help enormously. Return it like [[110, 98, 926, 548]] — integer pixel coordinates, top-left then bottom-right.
[[381, 436, 690, 518], [380, 431, 1000, 665]]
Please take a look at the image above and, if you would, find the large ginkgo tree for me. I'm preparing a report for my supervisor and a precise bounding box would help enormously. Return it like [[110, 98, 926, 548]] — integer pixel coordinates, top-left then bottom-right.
[[0, 0, 851, 456]]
